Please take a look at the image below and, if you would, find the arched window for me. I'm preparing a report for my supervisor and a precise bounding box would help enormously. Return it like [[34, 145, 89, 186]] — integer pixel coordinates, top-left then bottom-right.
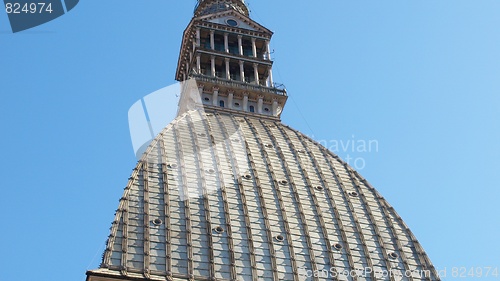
[[249, 105, 255, 112], [219, 100, 225, 107]]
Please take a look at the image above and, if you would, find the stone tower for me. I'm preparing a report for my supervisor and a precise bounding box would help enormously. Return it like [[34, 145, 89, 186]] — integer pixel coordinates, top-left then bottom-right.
[[86, 1, 440, 280]]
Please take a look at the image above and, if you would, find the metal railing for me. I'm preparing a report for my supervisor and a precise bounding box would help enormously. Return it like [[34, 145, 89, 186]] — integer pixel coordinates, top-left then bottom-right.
[[191, 74, 287, 96]]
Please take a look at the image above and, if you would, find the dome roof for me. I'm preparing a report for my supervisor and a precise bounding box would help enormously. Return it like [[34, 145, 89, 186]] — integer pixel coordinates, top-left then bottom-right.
[[87, 110, 440, 281]]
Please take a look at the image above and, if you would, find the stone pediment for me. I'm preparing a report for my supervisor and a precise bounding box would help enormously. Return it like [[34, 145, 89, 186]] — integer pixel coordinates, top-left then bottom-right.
[[198, 10, 272, 35]]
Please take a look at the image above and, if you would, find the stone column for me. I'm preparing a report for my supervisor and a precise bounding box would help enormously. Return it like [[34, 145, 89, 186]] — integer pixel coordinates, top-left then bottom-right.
[[243, 93, 249, 111], [210, 30, 215, 50], [266, 40, 271, 60], [212, 87, 219, 106], [196, 28, 201, 47], [228, 92, 234, 109], [196, 54, 201, 74], [272, 99, 278, 116], [211, 56, 216, 77], [251, 37, 257, 58], [253, 63, 260, 85], [257, 95, 264, 114], [239, 61, 245, 82], [224, 33, 229, 53], [267, 66, 274, 87], [238, 35, 243, 56], [225, 58, 231, 80]]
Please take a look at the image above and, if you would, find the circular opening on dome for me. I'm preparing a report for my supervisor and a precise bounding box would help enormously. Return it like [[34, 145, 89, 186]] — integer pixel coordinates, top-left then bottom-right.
[[244, 174, 252, 180], [232, 138, 240, 142], [349, 191, 359, 197], [275, 235, 285, 242], [389, 252, 399, 259], [268, 124, 275, 128], [315, 185, 324, 191], [264, 108, 270, 112], [214, 226, 224, 234], [152, 219, 163, 226], [226, 19, 238, 27], [206, 168, 215, 174], [169, 163, 178, 169], [265, 144, 273, 148], [234, 102, 240, 107], [297, 149, 305, 153], [279, 180, 288, 185], [198, 133, 207, 137], [206, 113, 213, 116], [333, 243, 343, 250], [204, 97, 210, 101]]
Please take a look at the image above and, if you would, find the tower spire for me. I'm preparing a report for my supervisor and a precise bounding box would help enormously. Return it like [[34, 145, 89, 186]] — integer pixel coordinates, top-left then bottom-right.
[[194, 0, 249, 17]]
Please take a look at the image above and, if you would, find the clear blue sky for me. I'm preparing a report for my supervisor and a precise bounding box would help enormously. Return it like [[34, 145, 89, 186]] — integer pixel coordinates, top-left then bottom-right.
[[1, 1, 499, 280]]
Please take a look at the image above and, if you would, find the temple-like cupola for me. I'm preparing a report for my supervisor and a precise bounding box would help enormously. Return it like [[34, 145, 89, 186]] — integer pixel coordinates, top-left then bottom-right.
[[176, 0, 287, 119], [194, 0, 249, 17]]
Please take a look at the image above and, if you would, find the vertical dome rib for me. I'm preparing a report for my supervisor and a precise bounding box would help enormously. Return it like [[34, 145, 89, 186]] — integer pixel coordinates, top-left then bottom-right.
[[158, 137, 171, 277], [183, 113, 213, 279], [273, 124, 334, 274], [214, 113, 258, 279], [266, 122, 318, 278], [242, 134, 277, 279], [250, 119, 300, 280]]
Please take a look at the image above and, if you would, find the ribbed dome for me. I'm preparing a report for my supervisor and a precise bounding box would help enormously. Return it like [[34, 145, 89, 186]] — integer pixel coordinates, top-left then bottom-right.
[[194, 0, 249, 17], [88, 109, 440, 281]]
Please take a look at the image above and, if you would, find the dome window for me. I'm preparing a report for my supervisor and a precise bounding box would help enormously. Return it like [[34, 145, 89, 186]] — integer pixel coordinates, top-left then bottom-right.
[[279, 180, 288, 185], [244, 174, 252, 180], [204, 97, 210, 101], [264, 144, 273, 148], [168, 163, 178, 169], [333, 243, 343, 250], [152, 219, 163, 226], [349, 191, 359, 197], [389, 252, 399, 259], [213, 226, 225, 234], [206, 168, 215, 174], [275, 235, 285, 242], [314, 185, 324, 191]]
